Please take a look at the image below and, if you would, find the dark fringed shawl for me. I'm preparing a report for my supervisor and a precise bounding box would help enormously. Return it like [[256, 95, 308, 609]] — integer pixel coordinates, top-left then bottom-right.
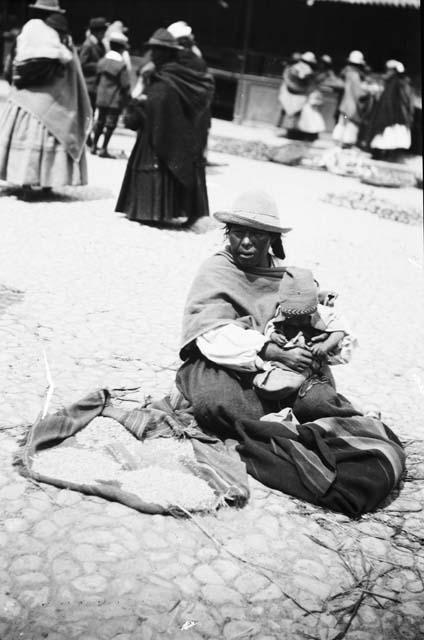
[[367, 74, 415, 137]]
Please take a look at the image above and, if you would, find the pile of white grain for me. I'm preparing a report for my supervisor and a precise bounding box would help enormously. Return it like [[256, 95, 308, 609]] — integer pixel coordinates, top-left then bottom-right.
[[32, 416, 216, 511]]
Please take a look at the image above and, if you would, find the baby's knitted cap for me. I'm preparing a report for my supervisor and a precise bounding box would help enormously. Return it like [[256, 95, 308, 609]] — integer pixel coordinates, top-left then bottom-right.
[[278, 267, 318, 316]]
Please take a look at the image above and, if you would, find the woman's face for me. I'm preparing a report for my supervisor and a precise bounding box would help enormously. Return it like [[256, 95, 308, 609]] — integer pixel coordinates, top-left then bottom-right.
[[228, 224, 272, 268]]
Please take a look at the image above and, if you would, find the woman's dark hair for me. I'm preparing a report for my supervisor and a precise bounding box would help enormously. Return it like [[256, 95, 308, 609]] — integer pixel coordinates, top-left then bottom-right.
[[150, 46, 177, 69], [29, 8, 54, 20], [110, 41, 127, 53], [270, 233, 285, 260], [225, 224, 285, 260]]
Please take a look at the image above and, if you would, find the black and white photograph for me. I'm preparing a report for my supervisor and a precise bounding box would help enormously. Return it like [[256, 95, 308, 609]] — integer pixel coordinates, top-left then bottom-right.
[[0, 0, 422, 638]]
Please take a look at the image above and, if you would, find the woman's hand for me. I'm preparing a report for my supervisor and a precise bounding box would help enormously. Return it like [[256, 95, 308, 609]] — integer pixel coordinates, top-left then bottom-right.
[[318, 290, 338, 307], [261, 342, 313, 372]]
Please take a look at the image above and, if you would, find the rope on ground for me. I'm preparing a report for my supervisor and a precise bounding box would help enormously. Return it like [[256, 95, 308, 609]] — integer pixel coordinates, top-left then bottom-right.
[[41, 348, 54, 419]]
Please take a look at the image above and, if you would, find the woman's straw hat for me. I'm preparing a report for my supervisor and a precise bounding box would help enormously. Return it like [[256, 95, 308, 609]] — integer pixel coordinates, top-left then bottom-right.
[[167, 21, 193, 39], [29, 0, 65, 13], [146, 28, 183, 50], [386, 59, 405, 73], [347, 50, 365, 66], [214, 190, 292, 234], [301, 51, 317, 66]]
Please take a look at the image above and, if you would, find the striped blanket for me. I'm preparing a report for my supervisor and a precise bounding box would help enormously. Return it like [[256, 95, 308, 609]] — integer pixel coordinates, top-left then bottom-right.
[[235, 413, 405, 517]]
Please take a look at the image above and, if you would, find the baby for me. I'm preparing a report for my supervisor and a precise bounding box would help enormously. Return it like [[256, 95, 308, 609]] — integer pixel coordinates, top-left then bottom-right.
[[254, 267, 356, 400]]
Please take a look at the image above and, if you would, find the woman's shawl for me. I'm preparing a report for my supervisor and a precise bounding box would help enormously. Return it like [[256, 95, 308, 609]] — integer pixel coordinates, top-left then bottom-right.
[[144, 63, 213, 187], [155, 61, 214, 122], [339, 65, 367, 124], [367, 74, 415, 137], [180, 249, 292, 359], [15, 19, 72, 64], [9, 47, 92, 161]]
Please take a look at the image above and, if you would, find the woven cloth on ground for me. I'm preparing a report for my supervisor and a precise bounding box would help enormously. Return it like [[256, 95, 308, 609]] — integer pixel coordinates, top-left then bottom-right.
[[20, 382, 405, 518], [20, 388, 249, 515]]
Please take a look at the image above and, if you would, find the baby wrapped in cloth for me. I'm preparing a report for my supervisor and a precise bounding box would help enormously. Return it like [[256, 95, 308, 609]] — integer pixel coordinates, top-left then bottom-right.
[[254, 267, 356, 400]]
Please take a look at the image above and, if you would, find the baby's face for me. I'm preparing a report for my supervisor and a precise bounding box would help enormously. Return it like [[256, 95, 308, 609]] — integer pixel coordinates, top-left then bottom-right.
[[283, 314, 312, 328]]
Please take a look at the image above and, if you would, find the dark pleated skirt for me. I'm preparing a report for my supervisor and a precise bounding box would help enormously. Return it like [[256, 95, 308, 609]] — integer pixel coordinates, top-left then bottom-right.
[[115, 133, 209, 224]]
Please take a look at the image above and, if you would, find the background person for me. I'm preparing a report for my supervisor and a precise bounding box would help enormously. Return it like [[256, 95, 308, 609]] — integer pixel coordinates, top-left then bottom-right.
[[278, 51, 324, 141], [167, 20, 214, 163], [79, 16, 108, 111], [104, 20, 132, 73], [332, 50, 370, 148], [116, 28, 214, 227], [91, 31, 131, 158], [0, 0, 91, 199], [367, 60, 415, 161]]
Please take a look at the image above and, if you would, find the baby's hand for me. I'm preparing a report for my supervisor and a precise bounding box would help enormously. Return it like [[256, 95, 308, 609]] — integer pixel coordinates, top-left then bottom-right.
[[310, 342, 329, 358], [270, 332, 287, 347], [318, 290, 338, 307]]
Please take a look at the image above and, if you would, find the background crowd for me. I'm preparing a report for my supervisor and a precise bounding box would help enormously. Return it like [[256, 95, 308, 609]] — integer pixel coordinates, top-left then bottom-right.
[[0, 0, 417, 222], [277, 49, 415, 161]]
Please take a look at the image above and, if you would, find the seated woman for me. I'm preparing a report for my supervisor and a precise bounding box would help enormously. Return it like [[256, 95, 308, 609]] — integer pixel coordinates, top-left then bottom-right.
[[176, 190, 405, 517], [176, 189, 359, 437]]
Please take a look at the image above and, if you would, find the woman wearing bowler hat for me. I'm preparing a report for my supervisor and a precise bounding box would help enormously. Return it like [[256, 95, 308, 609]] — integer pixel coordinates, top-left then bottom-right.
[[332, 50, 373, 147], [0, 0, 92, 199], [175, 189, 405, 517], [177, 189, 356, 428], [115, 28, 214, 227]]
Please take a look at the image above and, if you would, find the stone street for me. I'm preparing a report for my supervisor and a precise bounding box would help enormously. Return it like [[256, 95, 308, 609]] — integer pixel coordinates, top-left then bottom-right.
[[0, 130, 423, 640]]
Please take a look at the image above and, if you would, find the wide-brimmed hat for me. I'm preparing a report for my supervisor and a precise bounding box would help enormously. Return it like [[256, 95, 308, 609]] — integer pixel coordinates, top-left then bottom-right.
[[347, 50, 365, 66], [29, 0, 65, 13], [145, 28, 182, 50], [89, 17, 109, 31], [301, 51, 317, 66], [386, 59, 405, 73], [167, 21, 193, 39], [214, 190, 292, 234], [320, 54, 333, 66], [278, 268, 318, 317], [109, 31, 128, 46]]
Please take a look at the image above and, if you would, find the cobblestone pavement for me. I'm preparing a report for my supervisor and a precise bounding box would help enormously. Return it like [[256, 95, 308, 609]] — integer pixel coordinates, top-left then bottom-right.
[[1, 136, 423, 640]]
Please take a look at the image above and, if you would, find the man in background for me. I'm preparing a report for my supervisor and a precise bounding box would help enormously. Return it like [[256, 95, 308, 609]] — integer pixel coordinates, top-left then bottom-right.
[[79, 16, 108, 111]]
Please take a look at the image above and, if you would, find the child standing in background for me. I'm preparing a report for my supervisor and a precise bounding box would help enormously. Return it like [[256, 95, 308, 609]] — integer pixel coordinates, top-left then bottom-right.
[[91, 32, 130, 158]]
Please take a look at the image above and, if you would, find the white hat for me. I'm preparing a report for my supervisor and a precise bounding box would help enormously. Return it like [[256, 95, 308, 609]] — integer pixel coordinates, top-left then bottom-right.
[[301, 51, 317, 66], [214, 190, 292, 234], [167, 21, 192, 39], [109, 31, 128, 45], [386, 59, 405, 73], [347, 50, 365, 66]]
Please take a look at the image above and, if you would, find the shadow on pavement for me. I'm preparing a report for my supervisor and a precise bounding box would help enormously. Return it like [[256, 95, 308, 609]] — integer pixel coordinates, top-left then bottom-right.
[[0, 185, 114, 202]]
